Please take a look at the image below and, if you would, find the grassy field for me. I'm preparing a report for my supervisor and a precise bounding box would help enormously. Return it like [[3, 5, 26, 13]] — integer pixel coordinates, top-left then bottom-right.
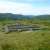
[[0, 20, 49, 50]]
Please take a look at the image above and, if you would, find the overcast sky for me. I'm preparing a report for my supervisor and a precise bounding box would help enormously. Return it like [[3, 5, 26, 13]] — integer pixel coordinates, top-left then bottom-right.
[[0, 0, 49, 15]]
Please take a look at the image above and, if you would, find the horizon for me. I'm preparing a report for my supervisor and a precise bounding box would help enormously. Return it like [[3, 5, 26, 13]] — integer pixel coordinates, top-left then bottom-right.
[[0, 13, 50, 16], [0, 0, 49, 15]]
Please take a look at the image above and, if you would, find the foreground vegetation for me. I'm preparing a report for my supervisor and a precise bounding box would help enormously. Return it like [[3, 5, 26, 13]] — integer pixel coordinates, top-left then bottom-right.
[[0, 19, 49, 50], [0, 30, 50, 50]]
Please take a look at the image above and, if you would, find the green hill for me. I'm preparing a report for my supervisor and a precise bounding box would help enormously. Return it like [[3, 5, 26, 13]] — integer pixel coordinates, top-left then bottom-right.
[[0, 13, 50, 21]]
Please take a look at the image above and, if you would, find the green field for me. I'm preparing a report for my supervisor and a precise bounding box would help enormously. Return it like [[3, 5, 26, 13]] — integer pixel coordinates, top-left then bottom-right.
[[0, 20, 49, 50]]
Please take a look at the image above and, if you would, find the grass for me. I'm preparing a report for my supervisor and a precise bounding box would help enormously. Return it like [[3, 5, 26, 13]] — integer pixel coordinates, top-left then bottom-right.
[[0, 20, 49, 50], [0, 30, 49, 50]]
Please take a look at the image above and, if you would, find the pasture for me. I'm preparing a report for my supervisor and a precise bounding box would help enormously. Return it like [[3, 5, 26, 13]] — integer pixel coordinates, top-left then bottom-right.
[[0, 20, 49, 50]]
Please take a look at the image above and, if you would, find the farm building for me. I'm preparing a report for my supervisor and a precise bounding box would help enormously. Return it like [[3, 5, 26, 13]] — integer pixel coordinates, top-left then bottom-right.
[[3, 24, 41, 33]]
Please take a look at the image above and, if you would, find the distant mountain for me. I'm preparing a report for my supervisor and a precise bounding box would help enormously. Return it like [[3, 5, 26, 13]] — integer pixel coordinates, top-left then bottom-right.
[[34, 15, 50, 20], [0, 13, 33, 21], [0, 13, 50, 21]]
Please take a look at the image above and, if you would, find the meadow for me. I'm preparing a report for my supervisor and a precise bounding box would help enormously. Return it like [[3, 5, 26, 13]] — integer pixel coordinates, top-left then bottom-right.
[[0, 19, 49, 50]]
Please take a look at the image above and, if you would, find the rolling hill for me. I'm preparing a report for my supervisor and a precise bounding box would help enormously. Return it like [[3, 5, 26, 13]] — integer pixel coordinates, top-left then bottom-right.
[[0, 13, 50, 21]]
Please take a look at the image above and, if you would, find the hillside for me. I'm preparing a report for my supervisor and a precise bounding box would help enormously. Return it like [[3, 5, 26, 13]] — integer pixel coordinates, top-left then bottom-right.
[[0, 13, 33, 21], [0, 13, 50, 21], [34, 15, 50, 20], [0, 13, 49, 50]]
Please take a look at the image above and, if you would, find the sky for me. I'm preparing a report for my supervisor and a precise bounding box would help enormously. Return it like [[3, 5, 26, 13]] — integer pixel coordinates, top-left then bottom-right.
[[0, 0, 50, 15]]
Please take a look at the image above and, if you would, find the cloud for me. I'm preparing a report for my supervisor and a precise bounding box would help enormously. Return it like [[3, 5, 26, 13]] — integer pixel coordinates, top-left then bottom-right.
[[0, 1, 50, 15], [0, 0, 48, 3], [0, 1, 33, 14]]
